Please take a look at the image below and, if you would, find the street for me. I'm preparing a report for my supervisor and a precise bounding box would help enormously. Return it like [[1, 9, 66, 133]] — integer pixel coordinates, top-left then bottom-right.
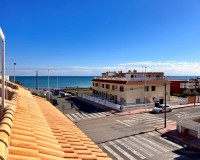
[[53, 95, 200, 160]]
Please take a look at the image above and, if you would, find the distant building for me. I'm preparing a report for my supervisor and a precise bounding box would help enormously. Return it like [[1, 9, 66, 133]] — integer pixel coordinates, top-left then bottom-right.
[[170, 80, 188, 95], [92, 70, 170, 106]]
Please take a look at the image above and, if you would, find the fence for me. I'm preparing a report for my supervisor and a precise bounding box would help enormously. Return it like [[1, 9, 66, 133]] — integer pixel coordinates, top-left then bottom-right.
[[79, 94, 156, 112], [80, 94, 122, 111]]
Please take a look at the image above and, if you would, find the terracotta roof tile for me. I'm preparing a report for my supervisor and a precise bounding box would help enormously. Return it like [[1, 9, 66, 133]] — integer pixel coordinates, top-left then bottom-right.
[[0, 131, 9, 147], [36, 139, 62, 150], [38, 153, 65, 160], [8, 154, 41, 160], [0, 123, 12, 136], [64, 152, 79, 158], [0, 84, 111, 160], [8, 146, 39, 157], [77, 154, 97, 160], [10, 134, 36, 143], [0, 141, 8, 160], [38, 146, 65, 157], [1, 112, 14, 122], [0, 117, 13, 128], [10, 139, 38, 150]]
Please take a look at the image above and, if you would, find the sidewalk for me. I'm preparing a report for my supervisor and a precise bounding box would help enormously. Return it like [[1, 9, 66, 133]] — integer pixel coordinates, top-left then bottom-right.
[[157, 124, 200, 150], [116, 103, 200, 116]]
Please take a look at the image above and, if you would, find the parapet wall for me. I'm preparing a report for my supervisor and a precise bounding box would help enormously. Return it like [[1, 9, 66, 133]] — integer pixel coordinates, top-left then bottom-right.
[[177, 113, 200, 139]]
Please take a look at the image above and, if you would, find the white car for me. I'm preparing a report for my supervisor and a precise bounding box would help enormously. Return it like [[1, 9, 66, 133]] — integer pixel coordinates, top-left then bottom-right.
[[152, 104, 172, 113], [59, 91, 72, 97]]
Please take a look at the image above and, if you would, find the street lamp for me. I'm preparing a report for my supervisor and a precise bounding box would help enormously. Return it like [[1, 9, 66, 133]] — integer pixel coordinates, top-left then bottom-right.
[[142, 66, 147, 107], [48, 69, 50, 100], [164, 79, 167, 128], [14, 63, 16, 83], [0, 27, 5, 110]]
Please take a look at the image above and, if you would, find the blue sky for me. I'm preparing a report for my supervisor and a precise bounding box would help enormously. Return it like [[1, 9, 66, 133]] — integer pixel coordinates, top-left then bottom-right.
[[1, 0, 200, 76]]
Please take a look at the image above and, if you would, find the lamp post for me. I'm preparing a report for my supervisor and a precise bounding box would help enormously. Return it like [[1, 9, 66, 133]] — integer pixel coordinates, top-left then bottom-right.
[[57, 76, 58, 89], [0, 27, 5, 111], [14, 62, 16, 83], [47, 69, 50, 100], [164, 81, 167, 128], [142, 66, 147, 109]]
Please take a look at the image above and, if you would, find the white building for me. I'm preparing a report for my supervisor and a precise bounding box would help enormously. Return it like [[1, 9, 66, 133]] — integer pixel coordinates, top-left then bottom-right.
[[92, 70, 170, 106]]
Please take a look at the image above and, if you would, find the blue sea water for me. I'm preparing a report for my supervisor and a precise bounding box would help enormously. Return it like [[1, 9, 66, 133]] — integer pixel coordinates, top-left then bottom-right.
[[9, 75, 199, 89], [9, 76, 95, 89]]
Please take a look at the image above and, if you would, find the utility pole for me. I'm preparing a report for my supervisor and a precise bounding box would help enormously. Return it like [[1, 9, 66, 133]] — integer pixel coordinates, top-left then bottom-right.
[[36, 71, 39, 95], [57, 76, 58, 89], [143, 66, 147, 111], [164, 81, 167, 128], [194, 79, 198, 106], [48, 69, 50, 100], [14, 62, 16, 83]]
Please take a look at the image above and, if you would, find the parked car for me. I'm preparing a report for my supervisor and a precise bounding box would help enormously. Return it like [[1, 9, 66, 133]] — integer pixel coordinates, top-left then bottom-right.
[[51, 99, 58, 106], [53, 90, 59, 96], [59, 91, 72, 97], [152, 104, 172, 113]]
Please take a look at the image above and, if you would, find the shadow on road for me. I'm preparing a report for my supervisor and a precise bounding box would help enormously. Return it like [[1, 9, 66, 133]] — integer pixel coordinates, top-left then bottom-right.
[[67, 97, 109, 113]]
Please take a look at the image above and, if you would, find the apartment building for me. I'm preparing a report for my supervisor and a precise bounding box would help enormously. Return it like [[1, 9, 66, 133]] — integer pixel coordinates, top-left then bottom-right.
[[92, 70, 170, 106]]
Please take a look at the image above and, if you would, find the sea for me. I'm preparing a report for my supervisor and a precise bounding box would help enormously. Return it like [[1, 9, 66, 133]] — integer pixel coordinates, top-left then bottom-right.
[[9, 76, 200, 89]]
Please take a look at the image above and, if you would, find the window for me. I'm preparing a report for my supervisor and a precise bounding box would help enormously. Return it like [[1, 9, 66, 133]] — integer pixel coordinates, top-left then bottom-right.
[[95, 83, 98, 87], [102, 84, 104, 88], [180, 83, 187, 88], [151, 86, 156, 91], [120, 86, 124, 92], [136, 99, 140, 104], [116, 85, 118, 90], [144, 86, 149, 91], [106, 84, 110, 89], [112, 85, 115, 90], [93, 83, 94, 86], [131, 75, 134, 78]]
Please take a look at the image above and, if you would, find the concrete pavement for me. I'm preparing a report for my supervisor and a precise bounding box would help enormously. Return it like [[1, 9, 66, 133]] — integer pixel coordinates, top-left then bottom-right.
[[116, 103, 200, 115], [116, 103, 200, 150]]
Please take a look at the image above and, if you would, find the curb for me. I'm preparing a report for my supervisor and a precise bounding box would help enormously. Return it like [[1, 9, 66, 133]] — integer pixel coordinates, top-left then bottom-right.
[[115, 104, 200, 116]]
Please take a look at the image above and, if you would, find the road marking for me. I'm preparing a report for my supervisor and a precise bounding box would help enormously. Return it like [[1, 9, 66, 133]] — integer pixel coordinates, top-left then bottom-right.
[[71, 113, 81, 120], [136, 134, 169, 152], [75, 112, 86, 119], [130, 136, 162, 154], [101, 143, 124, 160], [148, 132, 183, 149], [80, 112, 92, 118], [115, 139, 146, 159], [116, 120, 131, 127], [122, 138, 154, 157], [91, 112, 102, 117], [87, 113, 97, 118], [96, 112, 108, 116], [109, 141, 137, 160], [66, 114, 76, 121]]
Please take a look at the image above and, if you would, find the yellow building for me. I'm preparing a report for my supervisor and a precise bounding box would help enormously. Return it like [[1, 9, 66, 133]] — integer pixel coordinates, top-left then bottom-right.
[[92, 70, 170, 106]]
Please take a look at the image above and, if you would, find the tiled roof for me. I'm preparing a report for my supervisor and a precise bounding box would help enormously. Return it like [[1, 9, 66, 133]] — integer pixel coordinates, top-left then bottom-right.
[[0, 84, 111, 160]]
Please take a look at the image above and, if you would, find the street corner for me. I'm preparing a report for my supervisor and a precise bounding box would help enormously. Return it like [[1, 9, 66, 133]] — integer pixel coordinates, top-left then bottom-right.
[[156, 124, 177, 135]]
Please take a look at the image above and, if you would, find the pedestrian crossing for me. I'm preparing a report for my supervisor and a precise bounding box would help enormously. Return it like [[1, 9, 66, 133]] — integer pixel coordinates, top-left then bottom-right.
[[100, 131, 184, 160], [116, 113, 176, 128], [66, 111, 111, 122], [174, 112, 188, 117]]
